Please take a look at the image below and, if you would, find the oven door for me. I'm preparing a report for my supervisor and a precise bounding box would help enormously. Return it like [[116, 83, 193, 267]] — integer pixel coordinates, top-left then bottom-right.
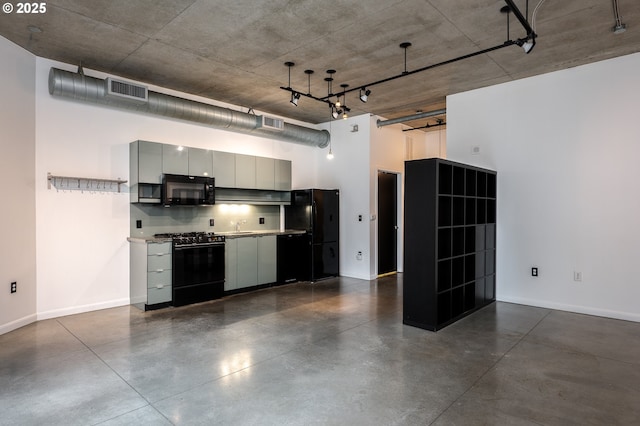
[[172, 242, 225, 306]]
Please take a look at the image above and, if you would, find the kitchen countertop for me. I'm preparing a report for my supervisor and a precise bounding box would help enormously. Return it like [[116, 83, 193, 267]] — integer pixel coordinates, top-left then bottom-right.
[[127, 236, 172, 244], [217, 229, 306, 239], [127, 229, 306, 243]]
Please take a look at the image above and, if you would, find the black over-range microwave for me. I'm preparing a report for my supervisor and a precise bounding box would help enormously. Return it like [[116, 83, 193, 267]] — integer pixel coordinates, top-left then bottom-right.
[[162, 174, 215, 206]]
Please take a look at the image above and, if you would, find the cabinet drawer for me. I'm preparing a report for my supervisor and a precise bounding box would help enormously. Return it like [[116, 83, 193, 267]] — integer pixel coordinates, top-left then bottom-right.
[[147, 270, 172, 289], [147, 242, 171, 256], [147, 284, 172, 305], [147, 254, 172, 272]]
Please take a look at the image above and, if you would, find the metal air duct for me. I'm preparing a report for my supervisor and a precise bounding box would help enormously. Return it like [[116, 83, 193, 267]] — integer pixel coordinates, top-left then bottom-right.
[[376, 108, 447, 127], [48, 68, 330, 148]]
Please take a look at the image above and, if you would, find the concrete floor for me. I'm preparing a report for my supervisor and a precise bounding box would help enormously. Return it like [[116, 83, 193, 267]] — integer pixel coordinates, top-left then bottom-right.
[[1, 275, 639, 425]]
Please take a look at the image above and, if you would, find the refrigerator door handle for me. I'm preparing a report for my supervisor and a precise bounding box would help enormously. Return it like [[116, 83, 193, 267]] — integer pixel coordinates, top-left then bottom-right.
[[312, 200, 317, 229]]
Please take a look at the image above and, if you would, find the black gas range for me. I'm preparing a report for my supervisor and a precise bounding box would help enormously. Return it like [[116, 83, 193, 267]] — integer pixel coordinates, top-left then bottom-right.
[[154, 231, 225, 247], [154, 232, 226, 306]]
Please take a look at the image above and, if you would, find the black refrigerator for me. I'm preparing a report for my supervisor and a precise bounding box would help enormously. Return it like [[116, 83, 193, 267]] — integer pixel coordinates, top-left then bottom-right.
[[285, 189, 339, 281]]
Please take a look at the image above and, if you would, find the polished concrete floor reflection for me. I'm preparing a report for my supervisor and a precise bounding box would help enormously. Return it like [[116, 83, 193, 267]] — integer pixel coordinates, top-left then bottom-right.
[[1, 275, 639, 425]]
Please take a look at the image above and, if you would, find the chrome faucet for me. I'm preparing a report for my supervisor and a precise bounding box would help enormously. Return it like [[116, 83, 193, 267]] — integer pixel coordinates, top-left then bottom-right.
[[235, 219, 247, 231]]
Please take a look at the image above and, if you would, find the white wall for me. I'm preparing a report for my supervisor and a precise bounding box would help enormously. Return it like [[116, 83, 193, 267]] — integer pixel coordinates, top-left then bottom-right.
[[316, 114, 373, 280], [34, 58, 321, 320], [2, 38, 417, 332], [315, 115, 415, 280], [0, 37, 37, 334], [408, 127, 446, 160], [447, 52, 640, 322], [370, 118, 410, 277]]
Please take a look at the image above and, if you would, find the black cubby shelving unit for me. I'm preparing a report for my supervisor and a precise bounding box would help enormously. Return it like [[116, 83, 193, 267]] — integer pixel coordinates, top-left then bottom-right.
[[403, 158, 497, 331]]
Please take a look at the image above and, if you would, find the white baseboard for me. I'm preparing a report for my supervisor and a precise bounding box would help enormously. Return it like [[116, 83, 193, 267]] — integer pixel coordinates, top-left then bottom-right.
[[498, 295, 640, 323], [36, 298, 131, 321], [130, 295, 146, 305], [0, 313, 38, 335], [339, 271, 374, 281]]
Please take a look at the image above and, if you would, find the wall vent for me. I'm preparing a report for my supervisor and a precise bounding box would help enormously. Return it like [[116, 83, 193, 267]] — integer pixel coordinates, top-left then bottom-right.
[[105, 77, 148, 104], [260, 115, 285, 131]]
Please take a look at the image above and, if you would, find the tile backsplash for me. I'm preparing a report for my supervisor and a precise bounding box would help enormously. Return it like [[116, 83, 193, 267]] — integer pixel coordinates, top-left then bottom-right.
[[130, 203, 281, 237]]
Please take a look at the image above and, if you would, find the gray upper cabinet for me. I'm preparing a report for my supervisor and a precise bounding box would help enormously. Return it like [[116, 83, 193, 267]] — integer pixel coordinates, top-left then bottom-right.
[[256, 157, 275, 190], [235, 154, 256, 189], [162, 144, 189, 175], [130, 140, 163, 203], [188, 148, 213, 177], [133, 140, 163, 184], [275, 159, 292, 191], [213, 151, 236, 187], [131, 142, 291, 199]]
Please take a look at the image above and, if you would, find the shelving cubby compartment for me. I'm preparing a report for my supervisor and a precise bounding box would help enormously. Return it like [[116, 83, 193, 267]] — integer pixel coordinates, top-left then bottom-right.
[[403, 158, 497, 331]]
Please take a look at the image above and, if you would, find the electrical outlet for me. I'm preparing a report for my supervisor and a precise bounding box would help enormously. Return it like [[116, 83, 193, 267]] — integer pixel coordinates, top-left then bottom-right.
[[531, 267, 538, 277], [209, 219, 215, 226], [356, 251, 363, 261], [10, 282, 17, 293], [574, 271, 582, 282], [259, 217, 265, 225], [136, 220, 142, 229]]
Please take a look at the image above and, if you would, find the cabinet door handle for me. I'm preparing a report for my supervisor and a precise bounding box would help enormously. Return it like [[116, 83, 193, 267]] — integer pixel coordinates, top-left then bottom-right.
[[155, 269, 164, 273], [155, 284, 164, 289]]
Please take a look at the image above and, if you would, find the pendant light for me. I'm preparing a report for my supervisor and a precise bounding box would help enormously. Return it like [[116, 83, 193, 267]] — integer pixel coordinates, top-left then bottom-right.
[[340, 84, 349, 119], [327, 105, 334, 160]]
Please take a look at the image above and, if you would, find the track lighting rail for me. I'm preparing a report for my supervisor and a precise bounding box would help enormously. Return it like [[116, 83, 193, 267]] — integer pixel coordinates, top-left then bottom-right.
[[281, 0, 536, 113], [504, 0, 535, 37]]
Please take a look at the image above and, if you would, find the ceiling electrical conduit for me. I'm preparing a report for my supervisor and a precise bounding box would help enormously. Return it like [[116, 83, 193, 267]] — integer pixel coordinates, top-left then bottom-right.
[[48, 67, 330, 148]]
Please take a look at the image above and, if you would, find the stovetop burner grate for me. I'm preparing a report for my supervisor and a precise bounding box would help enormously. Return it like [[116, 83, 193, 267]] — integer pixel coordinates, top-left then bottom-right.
[[154, 232, 224, 245]]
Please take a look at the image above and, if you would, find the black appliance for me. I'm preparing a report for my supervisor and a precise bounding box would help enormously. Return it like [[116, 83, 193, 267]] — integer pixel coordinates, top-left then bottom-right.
[[285, 189, 339, 281], [155, 232, 225, 306], [162, 174, 215, 206], [277, 233, 311, 283]]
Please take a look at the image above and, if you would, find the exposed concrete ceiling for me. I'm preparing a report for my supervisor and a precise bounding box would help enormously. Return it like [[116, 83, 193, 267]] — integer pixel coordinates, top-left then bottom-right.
[[1, 0, 638, 130]]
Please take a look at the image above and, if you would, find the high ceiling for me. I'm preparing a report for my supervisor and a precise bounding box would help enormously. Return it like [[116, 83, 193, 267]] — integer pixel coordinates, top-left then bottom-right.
[[1, 0, 638, 129]]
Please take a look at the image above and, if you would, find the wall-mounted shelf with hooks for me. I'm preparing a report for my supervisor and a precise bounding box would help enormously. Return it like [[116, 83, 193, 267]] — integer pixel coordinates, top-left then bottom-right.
[[47, 173, 127, 193]]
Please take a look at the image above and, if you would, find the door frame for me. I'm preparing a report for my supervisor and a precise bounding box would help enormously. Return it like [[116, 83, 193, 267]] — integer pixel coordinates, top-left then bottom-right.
[[375, 168, 403, 276]]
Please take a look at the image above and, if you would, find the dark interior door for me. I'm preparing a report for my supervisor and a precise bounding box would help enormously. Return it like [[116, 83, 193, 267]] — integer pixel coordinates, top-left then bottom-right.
[[378, 171, 397, 275]]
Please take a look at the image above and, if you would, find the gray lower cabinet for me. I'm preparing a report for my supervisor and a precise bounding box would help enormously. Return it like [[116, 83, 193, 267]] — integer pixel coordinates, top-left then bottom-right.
[[130, 241, 172, 308], [236, 236, 258, 289], [225, 235, 277, 292], [257, 235, 277, 284], [224, 239, 238, 291]]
